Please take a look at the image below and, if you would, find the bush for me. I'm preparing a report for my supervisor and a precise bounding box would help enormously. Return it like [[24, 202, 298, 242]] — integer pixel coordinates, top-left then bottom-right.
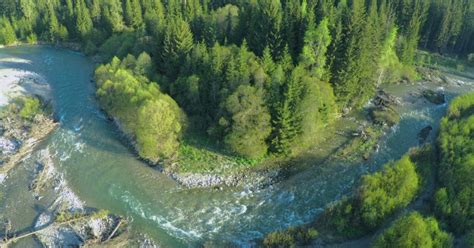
[[373, 212, 453, 248], [358, 156, 419, 229], [263, 227, 319, 248], [322, 155, 420, 237], [263, 231, 295, 248], [26, 33, 37, 44], [19, 97, 41, 119], [370, 107, 400, 127]]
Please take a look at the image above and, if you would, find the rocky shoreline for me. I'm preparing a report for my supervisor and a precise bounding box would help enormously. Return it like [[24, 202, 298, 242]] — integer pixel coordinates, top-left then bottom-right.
[[0, 99, 58, 177], [1, 147, 159, 247], [165, 167, 282, 189]]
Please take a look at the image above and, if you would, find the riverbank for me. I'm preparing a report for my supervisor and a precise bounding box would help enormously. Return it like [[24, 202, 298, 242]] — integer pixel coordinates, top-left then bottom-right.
[[0, 96, 57, 178], [1, 148, 157, 247]]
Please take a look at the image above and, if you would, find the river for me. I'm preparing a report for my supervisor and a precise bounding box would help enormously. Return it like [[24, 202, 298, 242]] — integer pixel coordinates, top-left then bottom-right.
[[0, 46, 472, 247]]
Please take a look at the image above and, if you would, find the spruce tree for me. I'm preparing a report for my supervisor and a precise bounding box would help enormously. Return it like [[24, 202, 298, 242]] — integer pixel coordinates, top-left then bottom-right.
[[0, 17, 17, 45], [124, 0, 143, 28], [162, 17, 194, 78], [75, 0, 93, 39], [248, 0, 284, 58], [299, 15, 331, 79], [103, 0, 125, 33]]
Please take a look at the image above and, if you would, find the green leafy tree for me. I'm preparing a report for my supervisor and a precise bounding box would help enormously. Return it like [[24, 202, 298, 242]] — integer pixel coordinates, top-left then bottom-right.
[[223, 85, 271, 159], [358, 155, 419, 229], [373, 212, 453, 248], [136, 99, 182, 161], [434, 93, 474, 234]]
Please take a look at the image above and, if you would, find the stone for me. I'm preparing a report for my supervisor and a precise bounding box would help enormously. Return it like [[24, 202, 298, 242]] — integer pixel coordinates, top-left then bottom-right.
[[418, 126, 433, 144], [422, 89, 445, 105]]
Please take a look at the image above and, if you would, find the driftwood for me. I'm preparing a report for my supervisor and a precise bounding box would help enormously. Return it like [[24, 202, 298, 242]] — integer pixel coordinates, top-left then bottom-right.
[[105, 219, 123, 242], [1, 215, 125, 248], [0, 215, 89, 247]]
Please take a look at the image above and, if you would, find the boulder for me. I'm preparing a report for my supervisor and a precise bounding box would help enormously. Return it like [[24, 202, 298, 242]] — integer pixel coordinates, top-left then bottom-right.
[[0, 137, 19, 154], [422, 89, 445, 105], [418, 126, 433, 144]]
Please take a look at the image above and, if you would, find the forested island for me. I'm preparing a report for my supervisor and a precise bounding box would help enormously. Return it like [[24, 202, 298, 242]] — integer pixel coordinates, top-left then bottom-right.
[[0, 0, 473, 247]]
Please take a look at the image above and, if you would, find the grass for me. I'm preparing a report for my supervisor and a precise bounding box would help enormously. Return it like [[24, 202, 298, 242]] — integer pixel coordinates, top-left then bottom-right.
[[334, 125, 385, 162], [175, 131, 266, 175]]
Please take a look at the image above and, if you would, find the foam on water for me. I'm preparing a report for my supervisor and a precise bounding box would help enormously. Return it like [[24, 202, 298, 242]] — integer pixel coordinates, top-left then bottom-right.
[[110, 186, 203, 241]]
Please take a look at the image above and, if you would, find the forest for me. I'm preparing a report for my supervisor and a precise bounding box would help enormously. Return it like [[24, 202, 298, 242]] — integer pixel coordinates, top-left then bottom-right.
[[1, 0, 473, 164]]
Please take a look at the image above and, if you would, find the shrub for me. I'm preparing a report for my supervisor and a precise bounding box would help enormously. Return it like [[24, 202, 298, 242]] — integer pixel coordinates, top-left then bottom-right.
[[322, 155, 420, 237], [370, 107, 400, 127], [263, 227, 319, 248], [263, 231, 295, 248], [373, 212, 453, 248], [19, 97, 41, 119], [26, 33, 37, 44]]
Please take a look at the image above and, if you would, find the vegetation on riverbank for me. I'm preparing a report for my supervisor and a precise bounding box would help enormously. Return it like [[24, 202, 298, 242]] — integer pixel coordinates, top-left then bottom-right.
[[373, 212, 452, 248], [262, 92, 474, 247], [0, 96, 57, 175], [434, 93, 474, 234]]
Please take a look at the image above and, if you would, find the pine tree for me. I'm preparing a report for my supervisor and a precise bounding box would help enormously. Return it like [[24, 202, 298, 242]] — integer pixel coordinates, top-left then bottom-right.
[[124, 0, 143, 28], [248, 0, 284, 58], [143, 0, 165, 38], [162, 17, 194, 78], [19, 0, 36, 22], [46, 4, 61, 42], [90, 0, 101, 24], [397, 0, 429, 64], [283, 0, 305, 60], [0, 17, 17, 45], [271, 66, 305, 155], [103, 0, 125, 33], [75, 0, 93, 39], [299, 16, 331, 79]]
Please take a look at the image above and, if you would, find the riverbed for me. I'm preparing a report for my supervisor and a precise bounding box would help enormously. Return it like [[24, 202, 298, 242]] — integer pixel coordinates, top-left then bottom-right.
[[0, 46, 472, 247]]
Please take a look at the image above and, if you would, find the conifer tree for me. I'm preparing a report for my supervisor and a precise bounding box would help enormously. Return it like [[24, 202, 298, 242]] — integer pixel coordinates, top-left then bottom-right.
[[162, 17, 194, 78], [248, 0, 284, 58], [75, 0, 93, 39], [102, 0, 125, 33], [0, 17, 17, 45], [300, 16, 331, 79], [124, 0, 143, 28]]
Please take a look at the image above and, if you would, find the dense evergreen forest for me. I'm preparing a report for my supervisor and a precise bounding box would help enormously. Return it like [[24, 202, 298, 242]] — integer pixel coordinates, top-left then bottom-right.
[[0, 0, 473, 163]]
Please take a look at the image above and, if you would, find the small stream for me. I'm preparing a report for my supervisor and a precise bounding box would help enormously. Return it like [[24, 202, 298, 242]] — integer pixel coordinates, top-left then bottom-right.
[[0, 46, 472, 247]]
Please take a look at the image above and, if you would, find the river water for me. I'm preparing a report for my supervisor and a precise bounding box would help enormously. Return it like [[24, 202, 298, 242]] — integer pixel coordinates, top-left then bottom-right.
[[0, 46, 472, 247]]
